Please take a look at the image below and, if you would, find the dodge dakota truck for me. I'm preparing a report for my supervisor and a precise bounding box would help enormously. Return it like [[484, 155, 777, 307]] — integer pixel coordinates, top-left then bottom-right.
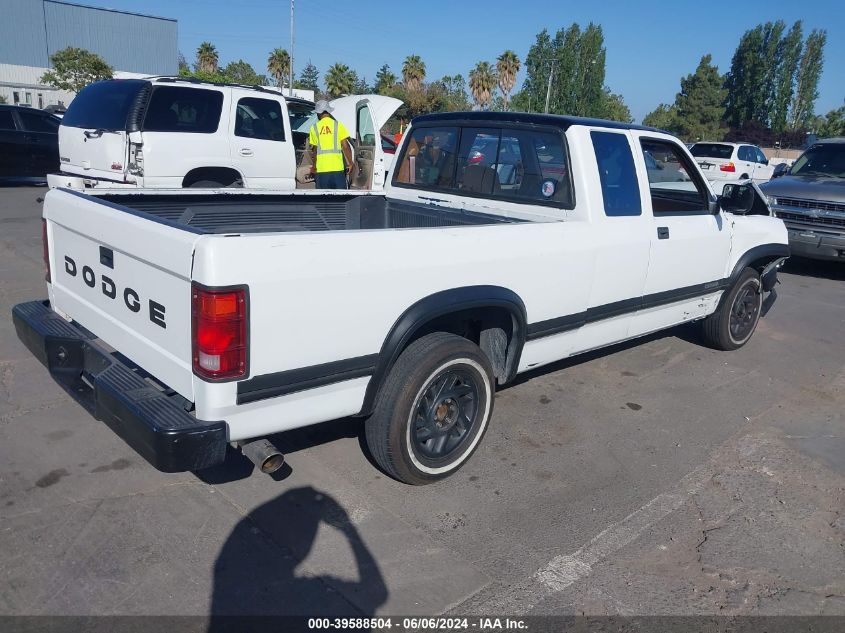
[[13, 111, 789, 485]]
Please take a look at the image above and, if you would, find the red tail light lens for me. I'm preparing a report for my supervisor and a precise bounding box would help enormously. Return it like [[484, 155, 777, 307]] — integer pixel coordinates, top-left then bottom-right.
[[720, 162, 736, 172], [192, 284, 248, 380], [42, 219, 51, 282]]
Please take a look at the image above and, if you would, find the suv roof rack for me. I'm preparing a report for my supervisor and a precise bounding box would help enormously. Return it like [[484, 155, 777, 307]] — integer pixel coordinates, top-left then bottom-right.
[[145, 76, 314, 103]]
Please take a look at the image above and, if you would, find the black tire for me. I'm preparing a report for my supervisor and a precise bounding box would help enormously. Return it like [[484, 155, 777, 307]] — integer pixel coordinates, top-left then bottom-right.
[[701, 267, 763, 350], [365, 332, 495, 485]]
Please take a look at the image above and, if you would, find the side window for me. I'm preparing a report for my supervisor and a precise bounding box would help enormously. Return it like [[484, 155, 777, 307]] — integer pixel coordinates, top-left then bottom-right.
[[394, 126, 459, 189], [357, 105, 376, 146], [143, 87, 223, 133], [591, 131, 641, 217], [755, 148, 768, 164], [235, 97, 285, 141], [0, 111, 16, 130], [640, 139, 709, 214], [18, 111, 59, 133], [738, 146, 753, 162]]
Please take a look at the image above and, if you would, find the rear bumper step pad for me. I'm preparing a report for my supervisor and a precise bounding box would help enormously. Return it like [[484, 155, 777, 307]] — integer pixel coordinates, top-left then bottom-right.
[[12, 300, 227, 472]]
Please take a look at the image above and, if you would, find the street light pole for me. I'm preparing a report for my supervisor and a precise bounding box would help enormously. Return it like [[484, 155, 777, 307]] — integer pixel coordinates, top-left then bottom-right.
[[289, 0, 294, 97]]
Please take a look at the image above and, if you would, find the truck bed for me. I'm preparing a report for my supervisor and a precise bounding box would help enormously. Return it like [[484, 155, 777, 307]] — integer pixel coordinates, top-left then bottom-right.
[[93, 192, 523, 234]]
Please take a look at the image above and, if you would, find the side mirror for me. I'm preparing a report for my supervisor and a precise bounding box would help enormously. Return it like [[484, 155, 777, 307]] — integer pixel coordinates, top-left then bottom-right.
[[772, 163, 788, 179], [718, 182, 771, 216]]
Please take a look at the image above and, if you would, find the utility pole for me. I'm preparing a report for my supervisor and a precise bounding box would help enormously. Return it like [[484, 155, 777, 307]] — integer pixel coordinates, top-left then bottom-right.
[[544, 58, 555, 114], [289, 0, 294, 97]]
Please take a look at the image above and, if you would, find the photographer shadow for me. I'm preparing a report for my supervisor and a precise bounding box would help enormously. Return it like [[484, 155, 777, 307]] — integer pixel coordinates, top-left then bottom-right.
[[209, 486, 388, 628]]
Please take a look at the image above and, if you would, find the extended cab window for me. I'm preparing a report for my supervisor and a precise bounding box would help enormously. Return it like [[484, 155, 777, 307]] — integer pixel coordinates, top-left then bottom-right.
[[640, 139, 708, 214], [394, 126, 459, 189], [235, 97, 285, 141], [143, 87, 223, 133], [591, 131, 641, 216]]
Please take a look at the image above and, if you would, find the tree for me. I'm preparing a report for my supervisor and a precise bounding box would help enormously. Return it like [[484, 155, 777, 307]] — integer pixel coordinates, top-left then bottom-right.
[[267, 48, 291, 89], [374, 64, 397, 94], [642, 103, 679, 132], [325, 63, 355, 98], [810, 101, 845, 138], [295, 61, 319, 93], [39, 47, 113, 93], [178, 51, 190, 73], [402, 55, 426, 92], [600, 90, 633, 123], [674, 54, 727, 142], [496, 50, 520, 111], [353, 74, 370, 94], [222, 60, 266, 85], [517, 28, 554, 113], [439, 75, 470, 111], [771, 21, 803, 133], [469, 61, 497, 110], [575, 23, 606, 117], [195, 42, 219, 74], [790, 29, 827, 130]]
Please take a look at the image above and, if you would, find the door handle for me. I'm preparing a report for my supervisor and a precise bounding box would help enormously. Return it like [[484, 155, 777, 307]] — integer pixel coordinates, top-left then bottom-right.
[[239, 148, 254, 157], [657, 226, 670, 240]]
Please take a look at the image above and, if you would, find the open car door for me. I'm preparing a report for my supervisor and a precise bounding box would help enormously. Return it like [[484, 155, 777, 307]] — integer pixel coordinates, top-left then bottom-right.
[[329, 95, 401, 190]]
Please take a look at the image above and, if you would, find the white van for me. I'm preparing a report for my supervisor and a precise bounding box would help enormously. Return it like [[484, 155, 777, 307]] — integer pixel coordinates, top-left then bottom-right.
[[49, 77, 400, 190]]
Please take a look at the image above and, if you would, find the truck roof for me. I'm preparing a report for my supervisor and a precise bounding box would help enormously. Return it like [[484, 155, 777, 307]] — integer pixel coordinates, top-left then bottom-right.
[[412, 110, 665, 134]]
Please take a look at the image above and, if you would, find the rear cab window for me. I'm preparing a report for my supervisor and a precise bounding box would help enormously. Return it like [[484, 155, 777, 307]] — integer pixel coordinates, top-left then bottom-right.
[[62, 79, 148, 130], [393, 123, 573, 208], [143, 86, 223, 134]]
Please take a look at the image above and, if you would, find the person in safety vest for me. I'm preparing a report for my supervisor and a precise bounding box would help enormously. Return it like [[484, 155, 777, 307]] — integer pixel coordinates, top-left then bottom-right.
[[308, 100, 354, 189]]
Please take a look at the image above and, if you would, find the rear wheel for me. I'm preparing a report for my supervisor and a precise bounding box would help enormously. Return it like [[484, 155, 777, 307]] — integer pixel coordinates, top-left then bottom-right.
[[365, 332, 495, 485], [701, 267, 762, 350]]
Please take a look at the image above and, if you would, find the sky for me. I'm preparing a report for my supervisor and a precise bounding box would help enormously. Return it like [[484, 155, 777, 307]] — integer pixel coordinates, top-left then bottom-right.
[[82, 0, 843, 123]]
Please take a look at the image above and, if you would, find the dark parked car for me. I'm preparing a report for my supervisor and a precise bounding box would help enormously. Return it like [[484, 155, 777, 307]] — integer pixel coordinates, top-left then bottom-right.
[[0, 105, 60, 183]]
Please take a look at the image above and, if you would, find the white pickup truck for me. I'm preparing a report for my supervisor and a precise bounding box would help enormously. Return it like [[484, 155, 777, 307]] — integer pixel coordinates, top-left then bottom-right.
[[14, 111, 789, 485]]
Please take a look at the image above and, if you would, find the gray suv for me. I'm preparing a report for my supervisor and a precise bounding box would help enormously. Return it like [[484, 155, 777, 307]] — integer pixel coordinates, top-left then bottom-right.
[[761, 138, 845, 262]]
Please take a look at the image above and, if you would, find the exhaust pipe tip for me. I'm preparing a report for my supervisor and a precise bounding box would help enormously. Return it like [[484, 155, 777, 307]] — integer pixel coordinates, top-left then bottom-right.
[[238, 439, 286, 475]]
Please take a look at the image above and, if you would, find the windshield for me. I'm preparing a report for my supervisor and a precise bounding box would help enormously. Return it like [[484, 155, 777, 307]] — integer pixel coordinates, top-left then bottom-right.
[[62, 79, 147, 130], [690, 143, 733, 159], [790, 144, 845, 178]]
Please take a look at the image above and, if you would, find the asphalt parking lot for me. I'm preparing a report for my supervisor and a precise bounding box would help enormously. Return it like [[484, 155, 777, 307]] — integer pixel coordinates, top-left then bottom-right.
[[1, 186, 843, 618]]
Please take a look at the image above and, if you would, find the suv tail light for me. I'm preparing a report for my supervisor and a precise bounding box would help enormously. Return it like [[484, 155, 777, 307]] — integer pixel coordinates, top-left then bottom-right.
[[192, 284, 248, 380], [720, 162, 736, 172], [42, 219, 51, 282]]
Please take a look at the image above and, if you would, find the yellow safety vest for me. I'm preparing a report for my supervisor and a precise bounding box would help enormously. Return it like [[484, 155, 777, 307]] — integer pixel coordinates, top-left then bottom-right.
[[309, 118, 349, 173]]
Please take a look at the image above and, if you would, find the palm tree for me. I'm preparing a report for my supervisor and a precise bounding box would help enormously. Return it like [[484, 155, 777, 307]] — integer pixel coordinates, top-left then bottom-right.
[[196, 42, 219, 74], [325, 63, 354, 98], [469, 61, 497, 110], [402, 55, 426, 92], [496, 50, 520, 111], [267, 48, 290, 89]]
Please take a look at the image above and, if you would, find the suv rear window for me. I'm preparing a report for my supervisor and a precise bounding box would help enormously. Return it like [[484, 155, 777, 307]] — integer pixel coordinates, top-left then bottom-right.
[[62, 79, 147, 130], [143, 86, 223, 134], [690, 143, 733, 159]]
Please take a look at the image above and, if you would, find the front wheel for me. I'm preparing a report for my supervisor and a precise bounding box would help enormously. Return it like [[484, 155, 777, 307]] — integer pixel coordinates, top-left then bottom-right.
[[701, 267, 763, 350], [365, 332, 495, 485]]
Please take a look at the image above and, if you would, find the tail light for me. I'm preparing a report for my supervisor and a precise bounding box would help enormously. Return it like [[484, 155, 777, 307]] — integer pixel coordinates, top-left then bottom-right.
[[191, 284, 248, 380], [42, 219, 51, 282], [720, 162, 736, 172]]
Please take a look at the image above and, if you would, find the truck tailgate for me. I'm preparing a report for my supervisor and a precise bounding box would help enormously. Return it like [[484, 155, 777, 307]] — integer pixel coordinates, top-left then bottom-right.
[[45, 189, 200, 400]]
